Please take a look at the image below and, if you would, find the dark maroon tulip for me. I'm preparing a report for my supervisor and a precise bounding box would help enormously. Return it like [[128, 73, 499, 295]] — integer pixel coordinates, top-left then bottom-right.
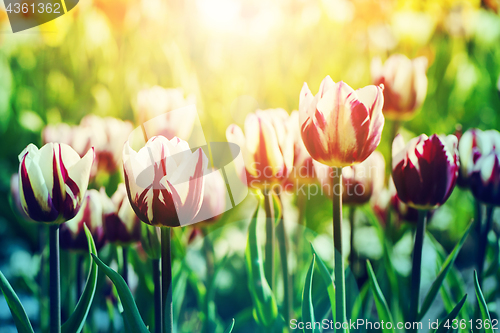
[[103, 184, 142, 245], [392, 134, 459, 210], [60, 189, 106, 252], [469, 151, 500, 206]]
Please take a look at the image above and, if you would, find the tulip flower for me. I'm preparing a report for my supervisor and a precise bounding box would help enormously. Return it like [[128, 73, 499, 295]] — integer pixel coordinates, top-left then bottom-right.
[[299, 76, 385, 330], [299, 76, 385, 167], [469, 151, 500, 207], [18, 142, 94, 223], [10, 174, 33, 222], [136, 86, 197, 141], [371, 54, 428, 121], [60, 189, 107, 252], [392, 134, 459, 210], [194, 170, 227, 224], [102, 184, 142, 245], [123, 135, 208, 227], [284, 111, 316, 189], [391, 133, 459, 327], [458, 128, 500, 188], [226, 108, 294, 189]]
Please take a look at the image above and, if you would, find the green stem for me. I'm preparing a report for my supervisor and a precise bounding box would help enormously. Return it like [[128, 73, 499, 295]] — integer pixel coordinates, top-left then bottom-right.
[[349, 206, 356, 273], [332, 167, 346, 331], [478, 206, 494, 283], [49, 224, 61, 333], [161, 227, 173, 333], [203, 235, 215, 333], [409, 210, 427, 332], [276, 195, 291, 324], [76, 254, 83, 301], [153, 259, 162, 333], [263, 190, 275, 291]]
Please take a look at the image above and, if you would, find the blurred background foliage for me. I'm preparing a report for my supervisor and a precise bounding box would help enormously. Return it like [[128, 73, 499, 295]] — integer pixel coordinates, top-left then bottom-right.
[[0, 0, 500, 331]]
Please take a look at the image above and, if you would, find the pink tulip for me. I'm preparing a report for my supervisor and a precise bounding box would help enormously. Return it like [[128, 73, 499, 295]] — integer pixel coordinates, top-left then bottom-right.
[[371, 54, 428, 120], [18, 143, 94, 223], [123, 135, 208, 227], [299, 76, 385, 167], [102, 184, 142, 245], [392, 134, 459, 210], [226, 109, 294, 189]]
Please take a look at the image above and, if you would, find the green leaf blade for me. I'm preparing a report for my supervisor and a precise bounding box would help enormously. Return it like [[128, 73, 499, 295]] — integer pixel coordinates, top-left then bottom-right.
[[223, 318, 235, 333], [310, 243, 335, 321], [474, 271, 493, 333], [302, 254, 316, 333], [434, 294, 467, 333], [62, 224, 99, 333], [91, 254, 150, 333], [418, 222, 472, 321], [0, 270, 34, 333], [366, 261, 395, 333]]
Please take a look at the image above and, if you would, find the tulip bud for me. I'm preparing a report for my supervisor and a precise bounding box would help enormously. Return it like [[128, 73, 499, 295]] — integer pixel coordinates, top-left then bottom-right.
[[392, 134, 459, 210], [18, 143, 94, 223], [136, 86, 197, 141], [371, 54, 428, 121], [458, 128, 500, 188], [140, 223, 161, 259], [123, 135, 208, 227], [469, 151, 500, 206], [102, 184, 142, 245], [60, 189, 106, 252], [226, 109, 294, 190], [299, 76, 385, 167]]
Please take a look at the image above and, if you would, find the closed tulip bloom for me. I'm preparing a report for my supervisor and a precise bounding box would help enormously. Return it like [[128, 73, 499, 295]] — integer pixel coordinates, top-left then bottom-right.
[[103, 184, 142, 245], [371, 54, 428, 120], [299, 76, 385, 167], [226, 109, 294, 189], [469, 151, 500, 206], [392, 134, 459, 210], [136, 86, 197, 141], [123, 135, 208, 227], [18, 143, 94, 223], [458, 129, 500, 187], [60, 189, 106, 252]]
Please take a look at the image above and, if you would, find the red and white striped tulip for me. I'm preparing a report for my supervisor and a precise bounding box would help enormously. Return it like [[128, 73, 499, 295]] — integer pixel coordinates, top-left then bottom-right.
[[60, 189, 107, 251], [392, 134, 459, 210], [469, 150, 500, 206], [18, 143, 94, 223], [371, 54, 428, 121], [123, 135, 208, 227], [102, 184, 142, 245], [226, 109, 294, 189], [458, 128, 500, 187], [299, 76, 385, 167], [285, 111, 316, 188]]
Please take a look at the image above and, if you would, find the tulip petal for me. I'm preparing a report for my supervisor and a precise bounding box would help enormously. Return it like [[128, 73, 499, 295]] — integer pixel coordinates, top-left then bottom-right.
[[66, 146, 94, 208]]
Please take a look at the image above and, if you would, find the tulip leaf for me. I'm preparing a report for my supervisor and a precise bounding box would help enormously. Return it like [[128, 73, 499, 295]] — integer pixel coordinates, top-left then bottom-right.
[[245, 202, 278, 327], [0, 270, 35, 333], [366, 260, 395, 333], [418, 222, 472, 321], [62, 225, 98, 333], [474, 271, 493, 333], [91, 254, 150, 333], [302, 254, 317, 333], [223, 318, 235, 333], [309, 243, 335, 321], [433, 294, 467, 333]]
